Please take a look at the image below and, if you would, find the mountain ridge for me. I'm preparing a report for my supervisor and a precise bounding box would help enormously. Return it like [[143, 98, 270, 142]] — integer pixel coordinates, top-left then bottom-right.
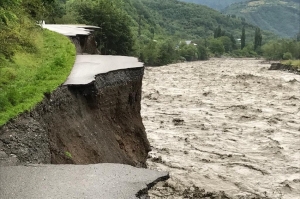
[[223, 0, 300, 38], [134, 0, 275, 41], [179, 0, 248, 10]]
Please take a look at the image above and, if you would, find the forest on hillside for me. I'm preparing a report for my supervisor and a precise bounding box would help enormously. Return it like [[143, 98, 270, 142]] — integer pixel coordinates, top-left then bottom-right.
[[1, 0, 300, 67], [49, 0, 284, 65], [179, 0, 247, 10], [223, 0, 300, 38]]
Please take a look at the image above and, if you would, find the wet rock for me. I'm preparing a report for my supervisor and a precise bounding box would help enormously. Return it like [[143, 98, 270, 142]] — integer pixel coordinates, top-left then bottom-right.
[[172, 118, 184, 126], [0, 151, 8, 158]]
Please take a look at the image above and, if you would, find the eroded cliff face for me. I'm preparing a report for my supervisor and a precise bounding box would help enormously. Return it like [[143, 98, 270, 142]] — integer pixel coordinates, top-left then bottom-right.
[[70, 34, 100, 55], [0, 67, 150, 167]]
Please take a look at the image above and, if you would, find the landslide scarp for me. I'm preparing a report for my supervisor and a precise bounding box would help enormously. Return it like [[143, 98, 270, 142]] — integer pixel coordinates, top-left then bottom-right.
[[0, 66, 150, 167]]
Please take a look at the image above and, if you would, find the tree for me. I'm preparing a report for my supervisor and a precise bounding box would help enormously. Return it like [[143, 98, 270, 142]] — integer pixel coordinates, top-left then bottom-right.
[[213, 25, 225, 38], [179, 43, 198, 61], [21, 0, 45, 19], [262, 39, 300, 60], [197, 44, 208, 60], [214, 26, 222, 38], [44, 0, 66, 23], [219, 36, 233, 53], [72, 0, 134, 55], [254, 28, 262, 51], [241, 26, 245, 50], [141, 41, 158, 66], [229, 34, 237, 50], [209, 39, 225, 57], [282, 52, 292, 60], [157, 40, 177, 65], [150, 27, 155, 40]]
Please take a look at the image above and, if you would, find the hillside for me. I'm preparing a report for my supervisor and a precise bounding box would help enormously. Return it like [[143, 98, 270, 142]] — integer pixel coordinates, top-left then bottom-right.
[[135, 0, 275, 41], [178, 0, 248, 10], [0, 29, 76, 126], [50, 0, 278, 66], [0, 1, 76, 126], [223, 0, 300, 38]]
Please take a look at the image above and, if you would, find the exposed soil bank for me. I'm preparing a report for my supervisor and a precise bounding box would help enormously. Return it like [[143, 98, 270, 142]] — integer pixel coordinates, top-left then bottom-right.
[[142, 59, 300, 199], [269, 63, 300, 75], [0, 67, 150, 167], [70, 34, 99, 55]]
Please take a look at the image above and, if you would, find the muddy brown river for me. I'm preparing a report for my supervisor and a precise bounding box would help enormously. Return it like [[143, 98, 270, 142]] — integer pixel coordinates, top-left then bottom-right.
[[141, 59, 300, 199]]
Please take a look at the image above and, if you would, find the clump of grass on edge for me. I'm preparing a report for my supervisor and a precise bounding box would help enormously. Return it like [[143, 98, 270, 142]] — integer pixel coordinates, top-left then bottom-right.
[[65, 151, 72, 159], [0, 29, 76, 126]]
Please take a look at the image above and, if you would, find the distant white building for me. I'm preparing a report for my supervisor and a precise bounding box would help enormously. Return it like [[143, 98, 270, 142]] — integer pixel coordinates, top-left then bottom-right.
[[178, 40, 197, 46], [185, 40, 192, 45]]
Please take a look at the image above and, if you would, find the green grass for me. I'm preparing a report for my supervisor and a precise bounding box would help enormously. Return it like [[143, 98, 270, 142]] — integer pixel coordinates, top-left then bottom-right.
[[281, 60, 300, 69], [0, 28, 76, 126], [65, 151, 73, 159]]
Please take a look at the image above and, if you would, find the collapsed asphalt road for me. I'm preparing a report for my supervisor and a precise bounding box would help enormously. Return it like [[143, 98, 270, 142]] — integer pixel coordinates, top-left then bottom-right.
[[0, 53, 166, 198], [0, 163, 169, 199], [64, 55, 143, 85]]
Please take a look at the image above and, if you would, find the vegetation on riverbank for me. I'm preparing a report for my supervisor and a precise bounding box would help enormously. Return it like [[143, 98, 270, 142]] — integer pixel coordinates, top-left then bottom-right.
[[282, 60, 300, 69], [262, 39, 300, 61], [0, 0, 76, 126], [0, 29, 75, 126]]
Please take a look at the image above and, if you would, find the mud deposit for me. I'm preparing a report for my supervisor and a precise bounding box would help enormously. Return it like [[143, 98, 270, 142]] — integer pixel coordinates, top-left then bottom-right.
[[141, 59, 300, 199]]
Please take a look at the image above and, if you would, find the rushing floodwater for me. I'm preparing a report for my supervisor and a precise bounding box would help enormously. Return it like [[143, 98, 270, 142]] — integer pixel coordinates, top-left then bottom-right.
[[141, 59, 300, 199]]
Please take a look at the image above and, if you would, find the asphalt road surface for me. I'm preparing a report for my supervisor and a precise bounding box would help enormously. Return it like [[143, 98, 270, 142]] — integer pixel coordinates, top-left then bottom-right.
[[64, 55, 143, 85], [0, 163, 168, 199]]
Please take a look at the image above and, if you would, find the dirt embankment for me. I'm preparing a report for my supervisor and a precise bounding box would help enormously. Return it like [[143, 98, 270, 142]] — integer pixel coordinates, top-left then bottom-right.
[[0, 33, 151, 167], [269, 62, 300, 75], [70, 34, 100, 55], [0, 67, 150, 167]]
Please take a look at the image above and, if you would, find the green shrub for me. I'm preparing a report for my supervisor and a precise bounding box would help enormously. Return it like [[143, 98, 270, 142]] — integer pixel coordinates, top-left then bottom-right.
[[209, 39, 225, 57], [282, 52, 293, 60], [282, 60, 300, 68], [262, 39, 300, 60], [157, 40, 178, 65], [197, 45, 209, 60], [179, 44, 198, 61]]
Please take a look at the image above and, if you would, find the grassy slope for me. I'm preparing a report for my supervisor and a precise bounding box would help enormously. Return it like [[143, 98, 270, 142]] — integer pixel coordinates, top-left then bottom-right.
[[0, 29, 76, 126], [223, 0, 300, 38]]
